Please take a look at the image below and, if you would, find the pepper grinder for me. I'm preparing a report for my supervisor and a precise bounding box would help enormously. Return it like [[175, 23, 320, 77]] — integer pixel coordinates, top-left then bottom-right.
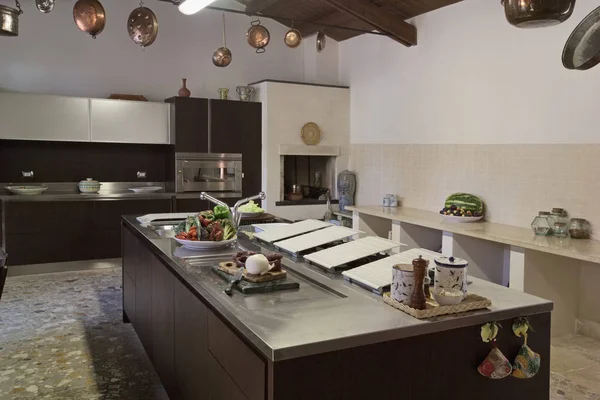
[[408, 256, 428, 310]]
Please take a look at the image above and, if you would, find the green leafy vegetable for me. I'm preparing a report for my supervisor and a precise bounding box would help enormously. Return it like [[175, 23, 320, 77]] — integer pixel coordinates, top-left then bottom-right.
[[238, 200, 264, 213]]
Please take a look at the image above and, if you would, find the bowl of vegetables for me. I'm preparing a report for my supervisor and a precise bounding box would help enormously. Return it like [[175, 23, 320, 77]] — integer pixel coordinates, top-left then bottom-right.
[[174, 206, 237, 250], [237, 200, 264, 218]]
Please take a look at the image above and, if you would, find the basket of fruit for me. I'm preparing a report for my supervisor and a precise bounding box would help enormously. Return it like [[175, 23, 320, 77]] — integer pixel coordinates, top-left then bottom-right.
[[439, 193, 484, 223]]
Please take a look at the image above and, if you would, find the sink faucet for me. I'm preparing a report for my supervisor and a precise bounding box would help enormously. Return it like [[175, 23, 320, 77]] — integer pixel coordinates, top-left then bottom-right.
[[199, 192, 229, 209], [199, 191, 266, 230]]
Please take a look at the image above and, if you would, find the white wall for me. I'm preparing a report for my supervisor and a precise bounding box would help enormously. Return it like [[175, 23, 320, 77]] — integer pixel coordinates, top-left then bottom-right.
[[254, 81, 350, 221], [0, 0, 306, 101], [339, 0, 600, 144], [303, 34, 340, 85]]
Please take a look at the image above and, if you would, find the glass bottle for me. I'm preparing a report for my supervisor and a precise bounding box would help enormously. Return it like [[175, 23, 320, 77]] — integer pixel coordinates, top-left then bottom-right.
[[531, 211, 552, 236], [569, 218, 591, 239], [551, 209, 569, 238]]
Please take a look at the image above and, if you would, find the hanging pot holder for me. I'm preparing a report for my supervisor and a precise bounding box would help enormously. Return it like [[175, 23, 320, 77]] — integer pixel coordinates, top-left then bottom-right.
[[478, 322, 513, 379], [478, 347, 513, 379], [512, 317, 541, 379]]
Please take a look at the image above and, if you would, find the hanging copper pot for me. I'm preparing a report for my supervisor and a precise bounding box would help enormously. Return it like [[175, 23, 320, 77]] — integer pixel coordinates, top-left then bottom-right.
[[284, 27, 302, 48], [73, 0, 106, 39], [501, 0, 575, 28], [316, 31, 326, 52], [246, 20, 270, 54], [35, 0, 55, 13], [0, 0, 22, 37], [213, 13, 232, 67], [127, 5, 158, 48]]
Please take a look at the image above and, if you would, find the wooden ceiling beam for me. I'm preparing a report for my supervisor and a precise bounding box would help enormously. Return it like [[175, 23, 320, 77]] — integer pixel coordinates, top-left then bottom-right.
[[244, 0, 282, 14], [322, 0, 417, 46]]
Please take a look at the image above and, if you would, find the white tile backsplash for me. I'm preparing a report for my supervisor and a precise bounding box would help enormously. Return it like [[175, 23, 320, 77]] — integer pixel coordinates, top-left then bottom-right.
[[350, 143, 600, 238]]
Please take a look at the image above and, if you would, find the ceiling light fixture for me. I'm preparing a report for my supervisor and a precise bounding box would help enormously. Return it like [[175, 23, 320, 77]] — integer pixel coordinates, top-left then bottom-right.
[[178, 0, 216, 15]]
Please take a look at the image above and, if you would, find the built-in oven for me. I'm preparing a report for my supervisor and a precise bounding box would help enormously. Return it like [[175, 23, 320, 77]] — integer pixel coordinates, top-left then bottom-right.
[[175, 153, 242, 195]]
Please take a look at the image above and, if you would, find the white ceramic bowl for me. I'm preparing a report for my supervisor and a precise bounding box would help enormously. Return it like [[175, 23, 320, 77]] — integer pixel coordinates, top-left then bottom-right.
[[174, 237, 237, 250], [5, 186, 48, 195], [432, 289, 464, 306]]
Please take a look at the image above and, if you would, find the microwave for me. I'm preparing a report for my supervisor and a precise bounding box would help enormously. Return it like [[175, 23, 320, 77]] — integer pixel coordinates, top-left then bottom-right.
[[175, 153, 242, 195]]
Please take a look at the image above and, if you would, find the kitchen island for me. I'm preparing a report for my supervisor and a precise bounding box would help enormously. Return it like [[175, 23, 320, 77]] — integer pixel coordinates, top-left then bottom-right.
[[122, 215, 553, 400]]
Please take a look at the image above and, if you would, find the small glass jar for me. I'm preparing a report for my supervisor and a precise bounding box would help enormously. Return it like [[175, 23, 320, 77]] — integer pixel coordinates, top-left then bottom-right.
[[551, 209, 570, 238], [569, 218, 591, 239], [531, 211, 552, 236]]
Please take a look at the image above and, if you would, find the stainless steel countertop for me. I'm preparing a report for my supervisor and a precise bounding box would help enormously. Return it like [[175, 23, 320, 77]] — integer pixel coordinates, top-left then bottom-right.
[[0, 182, 175, 202], [123, 215, 553, 362], [0, 192, 176, 202]]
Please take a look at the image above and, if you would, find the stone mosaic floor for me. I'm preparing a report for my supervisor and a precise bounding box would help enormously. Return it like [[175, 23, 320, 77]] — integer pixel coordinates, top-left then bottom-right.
[[1, 268, 600, 399], [551, 335, 600, 400], [0, 268, 168, 399]]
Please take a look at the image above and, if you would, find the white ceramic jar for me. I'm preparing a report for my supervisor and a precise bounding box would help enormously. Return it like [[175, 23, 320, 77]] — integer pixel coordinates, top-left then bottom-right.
[[433, 256, 468, 300], [391, 264, 415, 303], [78, 178, 101, 193]]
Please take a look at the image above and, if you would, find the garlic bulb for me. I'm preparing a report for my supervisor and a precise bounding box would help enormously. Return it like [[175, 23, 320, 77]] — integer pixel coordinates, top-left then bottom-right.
[[245, 254, 270, 275]]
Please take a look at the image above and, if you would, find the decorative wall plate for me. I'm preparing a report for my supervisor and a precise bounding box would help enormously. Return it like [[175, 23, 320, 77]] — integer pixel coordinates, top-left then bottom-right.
[[301, 122, 322, 145]]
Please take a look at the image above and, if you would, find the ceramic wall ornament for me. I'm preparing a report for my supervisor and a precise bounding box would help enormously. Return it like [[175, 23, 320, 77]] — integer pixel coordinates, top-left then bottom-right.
[[337, 170, 356, 212], [511, 317, 541, 379], [478, 322, 513, 379]]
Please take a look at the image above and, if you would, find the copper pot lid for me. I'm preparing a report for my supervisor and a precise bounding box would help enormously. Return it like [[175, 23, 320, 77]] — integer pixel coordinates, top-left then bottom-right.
[[73, 0, 106, 39], [127, 5, 158, 48], [284, 27, 302, 48], [247, 20, 270, 53]]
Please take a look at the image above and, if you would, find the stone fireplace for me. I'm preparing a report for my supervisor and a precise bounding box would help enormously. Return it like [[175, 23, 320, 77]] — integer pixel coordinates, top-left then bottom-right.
[[278, 145, 340, 203]]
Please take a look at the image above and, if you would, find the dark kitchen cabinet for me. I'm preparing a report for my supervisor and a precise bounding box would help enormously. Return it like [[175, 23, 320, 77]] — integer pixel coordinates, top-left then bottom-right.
[[174, 198, 210, 213], [135, 243, 154, 357], [4, 201, 95, 265], [151, 256, 177, 397], [3, 198, 171, 266], [174, 278, 209, 400], [165, 97, 209, 153], [210, 100, 262, 200]]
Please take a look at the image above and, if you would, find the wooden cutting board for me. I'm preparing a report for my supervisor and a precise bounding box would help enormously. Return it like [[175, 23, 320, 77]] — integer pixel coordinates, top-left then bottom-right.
[[218, 261, 287, 283]]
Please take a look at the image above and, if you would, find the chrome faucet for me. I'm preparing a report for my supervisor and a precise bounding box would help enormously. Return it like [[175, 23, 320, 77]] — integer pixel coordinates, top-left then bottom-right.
[[199, 191, 266, 230], [199, 192, 229, 209]]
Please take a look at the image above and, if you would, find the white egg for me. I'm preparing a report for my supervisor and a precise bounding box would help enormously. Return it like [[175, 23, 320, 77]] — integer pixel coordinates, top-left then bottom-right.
[[245, 254, 270, 275]]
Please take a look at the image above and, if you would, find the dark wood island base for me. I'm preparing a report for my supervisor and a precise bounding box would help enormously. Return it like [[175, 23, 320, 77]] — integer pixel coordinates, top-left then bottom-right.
[[122, 220, 552, 400]]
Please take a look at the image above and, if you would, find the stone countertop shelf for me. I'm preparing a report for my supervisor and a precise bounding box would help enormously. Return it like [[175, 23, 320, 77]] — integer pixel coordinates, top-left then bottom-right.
[[346, 205, 600, 264]]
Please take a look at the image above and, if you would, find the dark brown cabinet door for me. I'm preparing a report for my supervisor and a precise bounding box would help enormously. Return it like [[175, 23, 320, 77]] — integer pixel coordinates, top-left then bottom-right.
[[209, 100, 262, 199], [207, 352, 247, 400], [93, 199, 171, 259], [152, 258, 176, 397], [174, 278, 209, 400], [135, 245, 153, 357], [4, 201, 94, 265], [166, 97, 209, 153]]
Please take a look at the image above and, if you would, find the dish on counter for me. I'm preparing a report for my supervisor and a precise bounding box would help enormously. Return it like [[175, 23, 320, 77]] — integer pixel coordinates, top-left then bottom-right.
[[128, 186, 163, 193], [439, 193, 484, 222], [5, 186, 48, 195], [432, 288, 464, 306], [238, 200, 264, 218], [174, 206, 236, 250], [78, 178, 101, 193]]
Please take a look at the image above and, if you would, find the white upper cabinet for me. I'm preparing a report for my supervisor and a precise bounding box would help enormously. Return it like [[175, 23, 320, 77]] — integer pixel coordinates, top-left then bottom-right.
[[0, 93, 90, 142], [90, 99, 170, 144]]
